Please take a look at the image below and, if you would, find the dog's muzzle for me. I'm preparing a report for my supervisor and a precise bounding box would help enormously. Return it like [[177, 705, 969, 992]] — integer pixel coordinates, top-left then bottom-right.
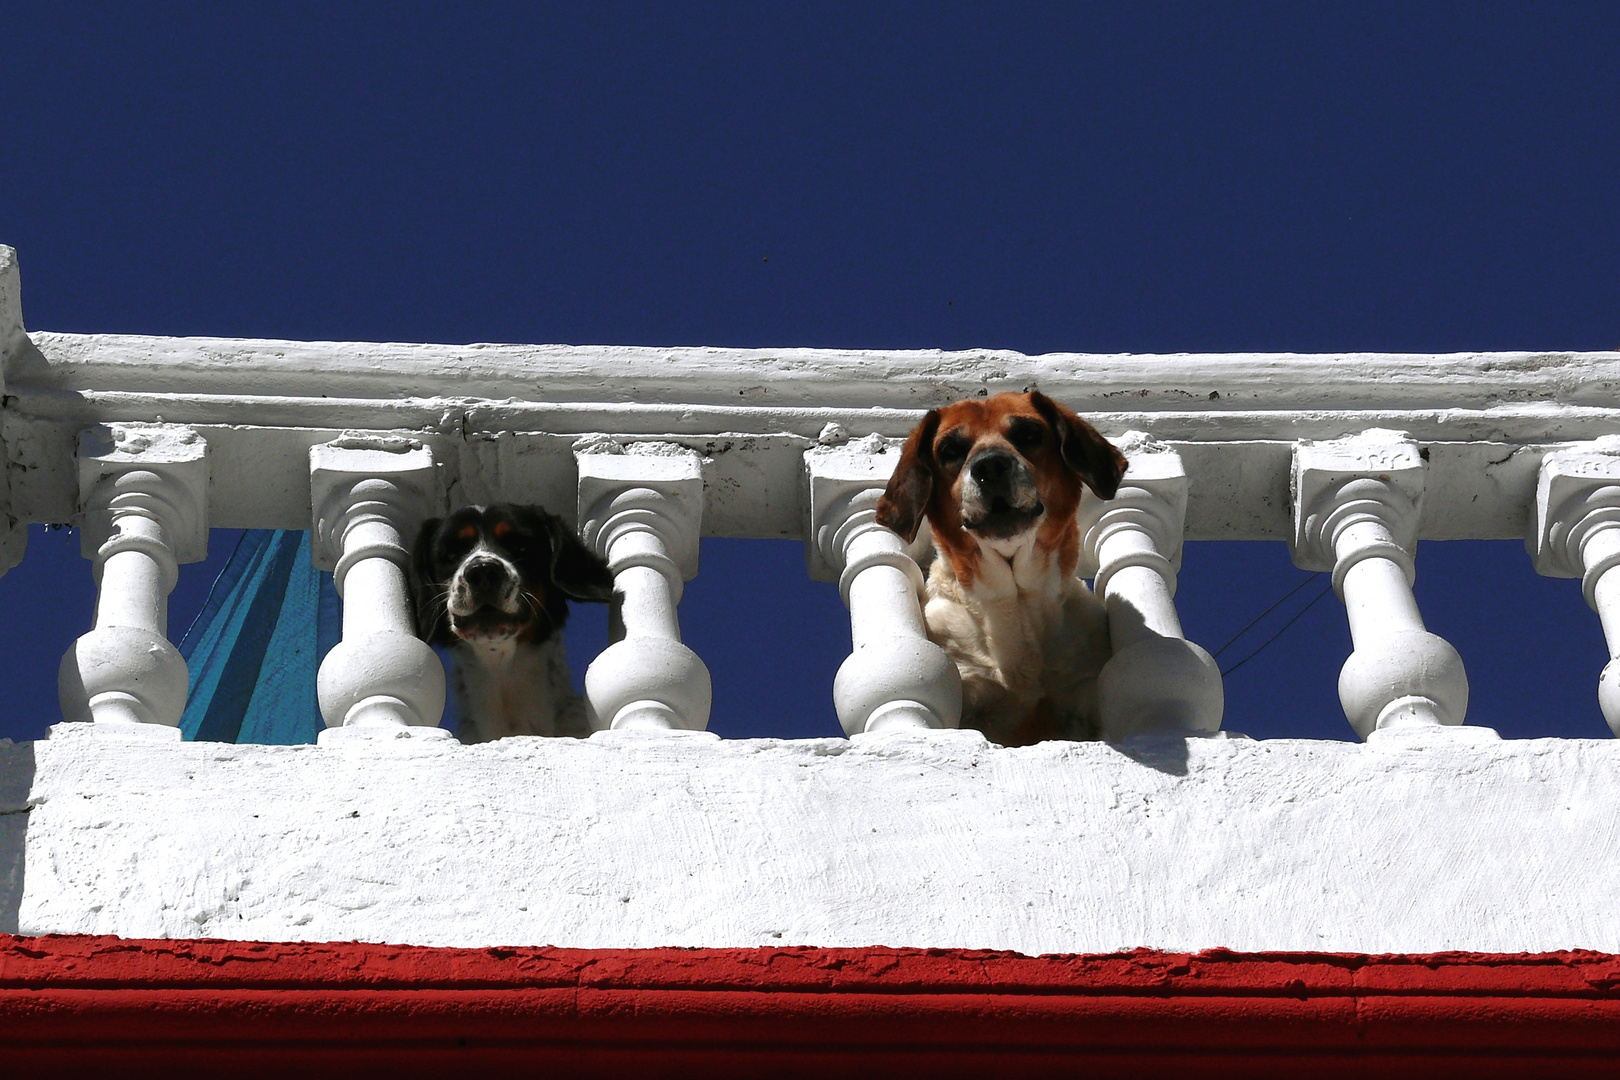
[[448, 555, 529, 638], [452, 557, 520, 610], [959, 449, 1044, 539]]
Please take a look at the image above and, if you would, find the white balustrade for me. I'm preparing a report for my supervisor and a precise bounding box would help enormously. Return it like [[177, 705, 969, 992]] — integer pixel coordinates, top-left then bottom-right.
[[1291, 430, 1476, 741], [310, 435, 448, 742], [0, 247, 27, 575], [1530, 438, 1620, 735], [8, 236, 1620, 751], [1077, 435, 1223, 738], [806, 439, 962, 735], [58, 423, 208, 736], [577, 444, 713, 732]]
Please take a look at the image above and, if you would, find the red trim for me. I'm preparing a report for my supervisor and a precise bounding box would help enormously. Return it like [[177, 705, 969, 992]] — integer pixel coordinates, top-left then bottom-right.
[[5, 935, 1620, 1077]]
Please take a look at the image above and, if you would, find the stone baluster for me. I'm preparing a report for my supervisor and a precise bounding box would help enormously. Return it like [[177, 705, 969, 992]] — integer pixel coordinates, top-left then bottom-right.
[[58, 424, 208, 736], [0, 246, 28, 574], [311, 436, 448, 742], [1076, 436, 1223, 738], [1291, 430, 1477, 741], [1530, 438, 1620, 735], [806, 440, 962, 735], [577, 446, 713, 732]]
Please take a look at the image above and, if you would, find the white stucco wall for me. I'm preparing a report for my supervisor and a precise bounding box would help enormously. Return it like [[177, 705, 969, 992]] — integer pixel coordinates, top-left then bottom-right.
[[4, 723, 1618, 954]]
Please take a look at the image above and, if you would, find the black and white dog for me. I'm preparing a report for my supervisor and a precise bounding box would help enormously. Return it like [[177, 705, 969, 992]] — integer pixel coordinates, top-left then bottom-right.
[[412, 504, 615, 742]]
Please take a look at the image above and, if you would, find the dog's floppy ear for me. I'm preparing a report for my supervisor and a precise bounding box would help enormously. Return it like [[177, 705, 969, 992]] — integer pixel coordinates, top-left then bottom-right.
[[544, 513, 617, 603], [1030, 391, 1128, 500], [410, 516, 451, 644], [876, 409, 941, 543]]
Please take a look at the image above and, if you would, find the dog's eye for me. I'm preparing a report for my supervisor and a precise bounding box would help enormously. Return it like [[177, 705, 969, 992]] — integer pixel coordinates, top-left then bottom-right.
[[935, 431, 971, 466], [492, 520, 512, 539], [1007, 419, 1046, 453], [441, 525, 479, 561]]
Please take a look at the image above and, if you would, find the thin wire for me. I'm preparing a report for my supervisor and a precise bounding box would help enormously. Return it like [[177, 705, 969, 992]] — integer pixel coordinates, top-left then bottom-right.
[[1211, 571, 1325, 659], [176, 528, 251, 656], [1219, 579, 1336, 678]]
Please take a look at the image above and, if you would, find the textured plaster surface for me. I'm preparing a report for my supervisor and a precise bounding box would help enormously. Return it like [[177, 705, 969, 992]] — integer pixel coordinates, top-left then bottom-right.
[[4, 328, 1620, 543], [2, 724, 1618, 953]]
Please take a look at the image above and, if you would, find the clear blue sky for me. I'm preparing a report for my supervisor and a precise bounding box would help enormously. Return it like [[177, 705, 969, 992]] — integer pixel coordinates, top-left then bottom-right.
[[2, 3, 1617, 743]]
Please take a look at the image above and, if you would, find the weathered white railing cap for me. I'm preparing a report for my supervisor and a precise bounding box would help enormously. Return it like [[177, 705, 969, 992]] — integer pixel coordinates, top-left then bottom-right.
[[1077, 432, 1187, 584], [577, 444, 704, 586], [1530, 438, 1620, 594], [76, 423, 209, 569], [1293, 429, 1425, 582], [310, 435, 440, 572]]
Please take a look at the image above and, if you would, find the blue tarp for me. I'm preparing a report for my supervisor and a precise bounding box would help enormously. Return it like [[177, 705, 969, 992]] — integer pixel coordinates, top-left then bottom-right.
[[177, 530, 342, 744]]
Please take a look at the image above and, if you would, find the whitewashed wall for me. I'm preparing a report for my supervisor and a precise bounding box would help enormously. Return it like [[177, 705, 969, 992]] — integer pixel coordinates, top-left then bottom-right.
[[4, 723, 1618, 954]]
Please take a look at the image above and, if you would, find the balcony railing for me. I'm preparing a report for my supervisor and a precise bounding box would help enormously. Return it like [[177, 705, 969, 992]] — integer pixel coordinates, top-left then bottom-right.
[[6, 247, 1619, 745], [9, 244, 1620, 956]]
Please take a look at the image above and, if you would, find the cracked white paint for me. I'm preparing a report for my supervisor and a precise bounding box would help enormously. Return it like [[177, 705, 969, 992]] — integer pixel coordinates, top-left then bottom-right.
[[3, 723, 1619, 954]]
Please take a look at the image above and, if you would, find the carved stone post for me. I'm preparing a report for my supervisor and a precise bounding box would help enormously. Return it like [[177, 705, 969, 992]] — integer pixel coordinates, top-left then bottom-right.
[[1077, 436, 1223, 738], [58, 424, 208, 736], [1292, 430, 1474, 740], [577, 446, 712, 732], [806, 440, 962, 736], [311, 436, 448, 742], [0, 246, 29, 575], [1530, 438, 1620, 735]]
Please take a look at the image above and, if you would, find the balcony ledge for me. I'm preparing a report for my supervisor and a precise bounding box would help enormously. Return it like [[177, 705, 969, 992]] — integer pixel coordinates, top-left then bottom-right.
[[3, 722, 1616, 955]]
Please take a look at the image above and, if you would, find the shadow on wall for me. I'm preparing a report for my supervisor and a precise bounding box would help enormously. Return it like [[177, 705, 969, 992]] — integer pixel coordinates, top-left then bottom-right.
[[1110, 736, 1192, 777], [0, 739, 36, 934]]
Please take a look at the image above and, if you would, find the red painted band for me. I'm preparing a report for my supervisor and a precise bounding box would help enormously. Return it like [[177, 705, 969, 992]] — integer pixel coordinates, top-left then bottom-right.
[[4, 935, 1620, 1077]]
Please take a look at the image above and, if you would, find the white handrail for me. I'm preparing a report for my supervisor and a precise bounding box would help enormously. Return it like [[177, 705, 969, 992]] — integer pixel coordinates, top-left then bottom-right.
[[6, 337, 1617, 544]]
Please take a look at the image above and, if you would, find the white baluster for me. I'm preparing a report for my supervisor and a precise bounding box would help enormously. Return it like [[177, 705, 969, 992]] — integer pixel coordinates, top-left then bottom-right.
[[58, 424, 208, 737], [1292, 430, 1482, 742], [1077, 436, 1223, 738], [807, 441, 962, 736], [311, 436, 448, 742], [577, 445, 713, 732], [0, 246, 27, 575], [1530, 438, 1620, 735]]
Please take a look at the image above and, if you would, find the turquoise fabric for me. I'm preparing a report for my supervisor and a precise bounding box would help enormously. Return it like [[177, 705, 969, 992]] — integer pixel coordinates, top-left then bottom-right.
[[177, 530, 341, 744]]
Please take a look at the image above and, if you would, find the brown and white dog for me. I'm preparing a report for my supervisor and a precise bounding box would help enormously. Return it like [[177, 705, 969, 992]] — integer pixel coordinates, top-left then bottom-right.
[[876, 392, 1128, 746], [413, 504, 615, 742]]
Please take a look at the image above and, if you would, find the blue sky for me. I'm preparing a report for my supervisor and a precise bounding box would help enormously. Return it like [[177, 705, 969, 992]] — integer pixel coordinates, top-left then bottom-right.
[[2, 3, 1617, 743]]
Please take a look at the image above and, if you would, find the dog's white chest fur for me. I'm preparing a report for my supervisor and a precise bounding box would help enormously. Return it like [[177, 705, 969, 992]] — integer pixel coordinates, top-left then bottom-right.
[[449, 636, 588, 742], [920, 535, 1111, 742]]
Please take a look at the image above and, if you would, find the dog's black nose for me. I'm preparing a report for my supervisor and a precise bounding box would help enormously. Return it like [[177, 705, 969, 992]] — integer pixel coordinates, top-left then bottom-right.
[[969, 450, 1016, 488], [462, 558, 509, 597]]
